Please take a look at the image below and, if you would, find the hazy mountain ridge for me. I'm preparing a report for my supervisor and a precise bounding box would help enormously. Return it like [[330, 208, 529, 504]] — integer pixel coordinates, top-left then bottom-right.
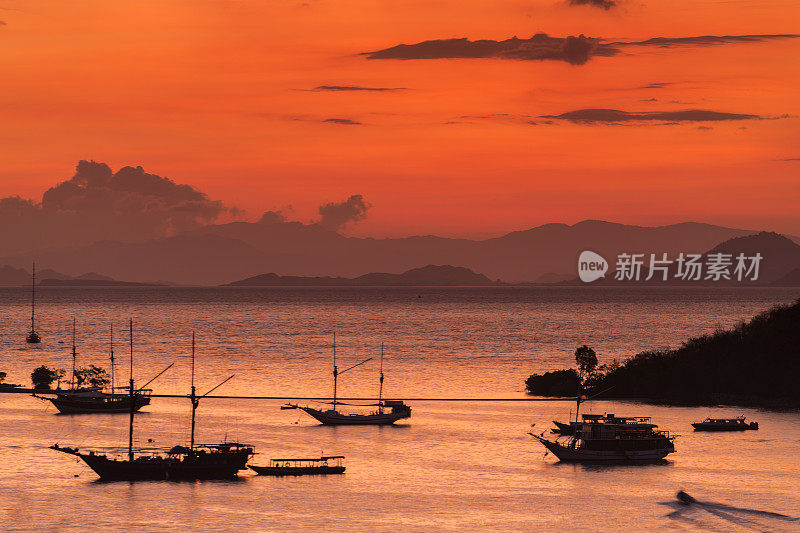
[[1, 219, 793, 285]]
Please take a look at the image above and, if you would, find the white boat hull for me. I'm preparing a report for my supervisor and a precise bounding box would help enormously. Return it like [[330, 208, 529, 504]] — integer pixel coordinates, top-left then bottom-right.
[[533, 435, 674, 462]]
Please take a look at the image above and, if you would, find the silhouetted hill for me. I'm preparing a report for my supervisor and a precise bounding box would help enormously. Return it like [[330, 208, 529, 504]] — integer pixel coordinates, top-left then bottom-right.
[[226, 265, 497, 286], [39, 278, 165, 287], [0, 265, 70, 286], [0, 264, 169, 287], [563, 230, 800, 285], [707, 231, 800, 283], [526, 298, 800, 407]]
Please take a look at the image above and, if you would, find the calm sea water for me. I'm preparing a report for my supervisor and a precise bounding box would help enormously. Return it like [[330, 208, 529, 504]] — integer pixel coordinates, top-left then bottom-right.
[[1, 287, 799, 531]]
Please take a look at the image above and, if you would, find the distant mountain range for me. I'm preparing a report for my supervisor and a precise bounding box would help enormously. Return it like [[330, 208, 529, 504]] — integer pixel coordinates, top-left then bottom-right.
[[2, 220, 799, 285]]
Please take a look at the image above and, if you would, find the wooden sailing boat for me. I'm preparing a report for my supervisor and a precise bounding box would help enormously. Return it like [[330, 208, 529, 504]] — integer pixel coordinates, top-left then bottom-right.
[[25, 262, 41, 343], [51, 326, 255, 480], [284, 335, 411, 425], [36, 320, 156, 414]]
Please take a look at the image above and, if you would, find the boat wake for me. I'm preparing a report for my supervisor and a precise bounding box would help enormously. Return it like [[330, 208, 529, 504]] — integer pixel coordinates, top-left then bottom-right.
[[661, 491, 798, 531]]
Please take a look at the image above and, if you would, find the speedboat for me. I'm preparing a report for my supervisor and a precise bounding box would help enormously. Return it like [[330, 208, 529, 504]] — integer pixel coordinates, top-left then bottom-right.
[[692, 416, 758, 431]]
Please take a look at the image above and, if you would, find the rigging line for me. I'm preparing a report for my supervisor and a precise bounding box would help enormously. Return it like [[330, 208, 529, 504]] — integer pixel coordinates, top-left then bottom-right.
[[154, 394, 578, 401], [5, 390, 577, 401], [200, 375, 235, 398], [136, 362, 175, 392], [338, 357, 372, 375]]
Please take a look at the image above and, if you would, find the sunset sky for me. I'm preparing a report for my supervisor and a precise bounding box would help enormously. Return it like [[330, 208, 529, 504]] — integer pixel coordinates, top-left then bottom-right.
[[2, 0, 799, 237]]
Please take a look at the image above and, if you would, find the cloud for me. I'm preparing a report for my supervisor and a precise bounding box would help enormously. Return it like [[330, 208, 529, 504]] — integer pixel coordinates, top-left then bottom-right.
[[569, 0, 617, 9], [362, 33, 799, 66], [257, 210, 288, 224], [614, 34, 799, 47], [317, 194, 371, 230], [312, 85, 405, 92], [642, 82, 673, 89], [323, 118, 362, 125], [363, 34, 613, 66], [540, 108, 761, 123], [0, 160, 236, 254]]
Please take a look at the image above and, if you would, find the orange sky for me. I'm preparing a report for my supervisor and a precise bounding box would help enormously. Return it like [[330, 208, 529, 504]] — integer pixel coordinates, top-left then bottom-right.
[[1, 0, 799, 237]]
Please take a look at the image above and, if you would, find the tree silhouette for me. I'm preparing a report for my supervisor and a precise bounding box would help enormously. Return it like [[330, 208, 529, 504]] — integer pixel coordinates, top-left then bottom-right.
[[31, 366, 60, 389], [73, 365, 111, 388], [575, 345, 598, 376]]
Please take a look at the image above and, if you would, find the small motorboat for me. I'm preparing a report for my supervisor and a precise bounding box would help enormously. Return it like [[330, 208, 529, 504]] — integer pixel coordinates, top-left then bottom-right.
[[691, 416, 758, 431], [249, 456, 345, 476]]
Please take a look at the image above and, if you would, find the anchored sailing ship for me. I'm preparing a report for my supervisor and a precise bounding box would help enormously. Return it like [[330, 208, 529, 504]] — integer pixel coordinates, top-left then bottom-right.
[[25, 262, 41, 343], [36, 321, 155, 414], [51, 326, 255, 481], [284, 336, 411, 425]]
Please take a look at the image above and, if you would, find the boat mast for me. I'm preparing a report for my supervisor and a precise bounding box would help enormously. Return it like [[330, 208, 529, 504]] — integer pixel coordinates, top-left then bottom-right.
[[332, 330, 338, 412], [109, 324, 115, 393], [190, 331, 197, 450], [378, 343, 385, 411], [71, 318, 77, 388], [128, 318, 134, 461], [30, 262, 36, 334]]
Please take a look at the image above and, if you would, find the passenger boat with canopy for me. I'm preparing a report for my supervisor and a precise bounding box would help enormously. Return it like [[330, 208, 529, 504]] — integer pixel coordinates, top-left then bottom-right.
[[249, 456, 345, 476], [551, 414, 657, 435], [531, 381, 675, 462]]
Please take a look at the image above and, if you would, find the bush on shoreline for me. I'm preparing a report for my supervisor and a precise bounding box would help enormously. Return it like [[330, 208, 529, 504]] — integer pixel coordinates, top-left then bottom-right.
[[526, 298, 800, 408]]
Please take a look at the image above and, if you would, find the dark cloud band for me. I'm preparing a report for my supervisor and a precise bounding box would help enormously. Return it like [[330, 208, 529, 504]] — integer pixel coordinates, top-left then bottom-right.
[[569, 0, 617, 10], [540, 108, 761, 123], [312, 85, 405, 92]]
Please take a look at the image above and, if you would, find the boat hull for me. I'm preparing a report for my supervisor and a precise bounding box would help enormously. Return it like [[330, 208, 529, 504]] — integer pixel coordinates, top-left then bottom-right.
[[74, 452, 250, 481], [692, 423, 757, 432], [249, 464, 345, 476], [533, 435, 674, 462], [299, 406, 409, 426], [48, 394, 151, 414]]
